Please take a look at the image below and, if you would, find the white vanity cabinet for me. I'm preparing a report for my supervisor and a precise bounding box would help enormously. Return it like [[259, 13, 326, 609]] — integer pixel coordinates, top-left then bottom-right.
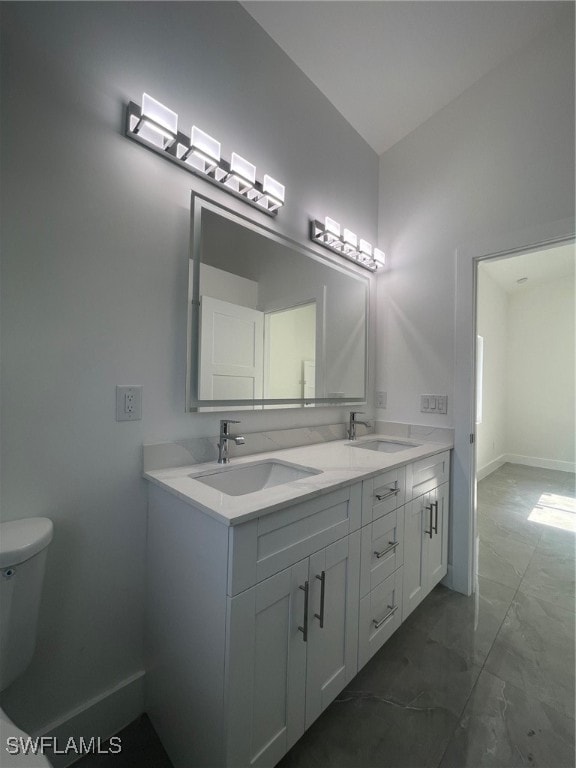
[[145, 445, 451, 768], [145, 481, 361, 768], [227, 532, 360, 767], [402, 452, 450, 620]]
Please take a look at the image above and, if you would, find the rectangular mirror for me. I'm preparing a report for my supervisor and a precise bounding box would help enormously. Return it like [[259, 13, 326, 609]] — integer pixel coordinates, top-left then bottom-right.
[[187, 194, 369, 412]]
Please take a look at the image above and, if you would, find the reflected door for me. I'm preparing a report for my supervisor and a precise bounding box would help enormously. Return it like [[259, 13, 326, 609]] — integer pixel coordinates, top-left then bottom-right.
[[265, 302, 316, 399], [199, 296, 264, 400]]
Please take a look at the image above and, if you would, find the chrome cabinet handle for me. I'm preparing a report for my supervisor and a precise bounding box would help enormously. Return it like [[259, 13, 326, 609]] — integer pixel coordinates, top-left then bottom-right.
[[375, 482, 399, 501], [372, 604, 398, 629], [314, 571, 326, 628], [298, 581, 309, 642], [424, 504, 433, 539], [374, 540, 399, 559], [432, 500, 439, 534]]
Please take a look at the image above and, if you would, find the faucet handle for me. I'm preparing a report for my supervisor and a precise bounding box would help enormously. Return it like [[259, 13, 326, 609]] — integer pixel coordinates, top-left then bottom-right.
[[350, 410, 364, 417]]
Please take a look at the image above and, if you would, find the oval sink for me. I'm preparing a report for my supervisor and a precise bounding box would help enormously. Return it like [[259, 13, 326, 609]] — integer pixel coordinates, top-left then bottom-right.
[[190, 460, 322, 496], [348, 439, 421, 453]]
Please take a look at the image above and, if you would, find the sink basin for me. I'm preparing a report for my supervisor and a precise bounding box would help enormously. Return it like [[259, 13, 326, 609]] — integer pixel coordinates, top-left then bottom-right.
[[190, 460, 322, 496], [349, 439, 421, 453]]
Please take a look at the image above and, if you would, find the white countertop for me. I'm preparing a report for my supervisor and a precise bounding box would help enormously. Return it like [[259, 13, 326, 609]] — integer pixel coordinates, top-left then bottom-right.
[[144, 435, 452, 526]]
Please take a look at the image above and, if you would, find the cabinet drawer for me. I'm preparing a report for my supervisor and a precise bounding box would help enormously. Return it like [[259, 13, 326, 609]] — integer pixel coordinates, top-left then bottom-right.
[[360, 506, 404, 597], [228, 483, 362, 595], [361, 466, 406, 526], [408, 451, 449, 499], [358, 568, 403, 669]]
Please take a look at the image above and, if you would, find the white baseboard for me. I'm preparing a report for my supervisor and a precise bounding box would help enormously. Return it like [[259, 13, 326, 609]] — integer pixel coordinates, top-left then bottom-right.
[[504, 453, 575, 474], [476, 455, 507, 481], [477, 453, 575, 479], [34, 671, 145, 768]]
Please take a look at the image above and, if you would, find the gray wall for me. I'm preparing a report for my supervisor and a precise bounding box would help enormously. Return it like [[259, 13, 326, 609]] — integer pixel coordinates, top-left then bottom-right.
[[0, 2, 378, 735], [377, 14, 574, 428], [376, 12, 574, 594]]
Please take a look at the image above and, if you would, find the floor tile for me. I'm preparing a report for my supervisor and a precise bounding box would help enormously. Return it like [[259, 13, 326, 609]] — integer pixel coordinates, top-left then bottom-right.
[[518, 547, 575, 613], [537, 527, 576, 560], [484, 592, 576, 719], [477, 506, 542, 548], [277, 691, 458, 768], [425, 577, 516, 666], [348, 623, 483, 719], [477, 535, 535, 590], [439, 670, 575, 768], [477, 465, 575, 515]]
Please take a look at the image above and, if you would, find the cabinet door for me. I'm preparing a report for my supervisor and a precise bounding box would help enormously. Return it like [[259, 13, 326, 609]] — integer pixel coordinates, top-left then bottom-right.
[[305, 532, 360, 729], [427, 483, 449, 589], [226, 558, 308, 768], [402, 492, 433, 620]]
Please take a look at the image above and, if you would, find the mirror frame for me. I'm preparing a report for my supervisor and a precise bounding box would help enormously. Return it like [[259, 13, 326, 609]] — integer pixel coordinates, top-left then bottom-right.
[[186, 193, 370, 412]]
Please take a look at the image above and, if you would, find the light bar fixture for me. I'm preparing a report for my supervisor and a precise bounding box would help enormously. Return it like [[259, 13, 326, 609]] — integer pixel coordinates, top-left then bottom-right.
[[310, 217, 385, 272], [126, 94, 285, 216]]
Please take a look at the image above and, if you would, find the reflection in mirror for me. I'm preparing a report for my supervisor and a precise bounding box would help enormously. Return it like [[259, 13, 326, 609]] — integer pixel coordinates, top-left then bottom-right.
[[187, 195, 369, 411]]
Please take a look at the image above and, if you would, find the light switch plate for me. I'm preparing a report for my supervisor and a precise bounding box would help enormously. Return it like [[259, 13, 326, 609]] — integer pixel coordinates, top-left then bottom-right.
[[116, 385, 142, 421], [376, 391, 387, 408], [421, 394, 447, 414]]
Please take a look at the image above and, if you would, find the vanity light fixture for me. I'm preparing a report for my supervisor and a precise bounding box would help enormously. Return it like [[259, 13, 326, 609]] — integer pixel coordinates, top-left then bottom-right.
[[260, 175, 285, 213], [178, 126, 221, 173], [310, 217, 385, 272], [226, 153, 257, 195], [374, 248, 386, 267], [125, 94, 285, 216], [131, 93, 178, 150], [343, 229, 358, 254]]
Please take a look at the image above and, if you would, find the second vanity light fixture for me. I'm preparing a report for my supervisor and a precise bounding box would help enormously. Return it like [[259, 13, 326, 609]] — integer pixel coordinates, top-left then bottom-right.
[[310, 217, 386, 272], [126, 93, 285, 216]]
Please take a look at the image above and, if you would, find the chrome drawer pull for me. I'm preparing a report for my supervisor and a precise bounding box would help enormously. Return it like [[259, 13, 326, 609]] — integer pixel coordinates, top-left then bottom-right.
[[375, 482, 399, 501], [298, 581, 309, 642], [432, 500, 439, 534], [314, 571, 326, 628], [424, 504, 434, 539], [374, 540, 399, 559], [372, 604, 398, 629]]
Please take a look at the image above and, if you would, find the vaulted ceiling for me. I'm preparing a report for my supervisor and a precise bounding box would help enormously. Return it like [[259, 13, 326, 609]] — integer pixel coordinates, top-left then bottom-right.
[[243, 2, 571, 155]]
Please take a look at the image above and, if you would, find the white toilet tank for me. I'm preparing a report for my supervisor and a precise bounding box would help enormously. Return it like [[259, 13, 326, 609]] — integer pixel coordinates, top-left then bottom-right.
[[0, 518, 53, 692]]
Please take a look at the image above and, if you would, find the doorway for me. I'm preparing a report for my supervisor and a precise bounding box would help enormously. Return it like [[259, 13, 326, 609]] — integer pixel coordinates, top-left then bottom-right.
[[474, 244, 575, 587], [475, 244, 575, 481], [452, 221, 575, 597]]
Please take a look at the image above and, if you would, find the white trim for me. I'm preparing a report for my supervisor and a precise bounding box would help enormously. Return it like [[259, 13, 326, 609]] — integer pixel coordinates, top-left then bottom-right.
[[33, 671, 145, 768], [503, 454, 575, 474], [476, 455, 507, 481]]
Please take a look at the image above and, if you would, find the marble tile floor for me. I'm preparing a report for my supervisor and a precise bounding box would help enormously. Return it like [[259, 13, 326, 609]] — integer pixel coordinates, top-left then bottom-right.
[[73, 463, 575, 768]]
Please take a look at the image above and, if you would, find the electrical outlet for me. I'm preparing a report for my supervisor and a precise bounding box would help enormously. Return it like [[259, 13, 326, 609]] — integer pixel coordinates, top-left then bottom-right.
[[116, 385, 142, 421], [376, 390, 387, 408]]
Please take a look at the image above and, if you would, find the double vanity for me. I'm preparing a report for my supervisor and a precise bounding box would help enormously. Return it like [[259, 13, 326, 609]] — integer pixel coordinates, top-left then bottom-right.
[[144, 432, 451, 768]]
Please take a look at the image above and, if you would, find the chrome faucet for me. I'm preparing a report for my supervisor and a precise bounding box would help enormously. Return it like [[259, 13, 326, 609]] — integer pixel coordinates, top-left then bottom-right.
[[217, 420, 245, 464], [348, 410, 371, 440]]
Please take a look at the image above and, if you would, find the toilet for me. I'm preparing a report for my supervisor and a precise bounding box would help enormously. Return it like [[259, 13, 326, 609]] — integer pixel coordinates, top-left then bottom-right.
[[0, 517, 54, 767]]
